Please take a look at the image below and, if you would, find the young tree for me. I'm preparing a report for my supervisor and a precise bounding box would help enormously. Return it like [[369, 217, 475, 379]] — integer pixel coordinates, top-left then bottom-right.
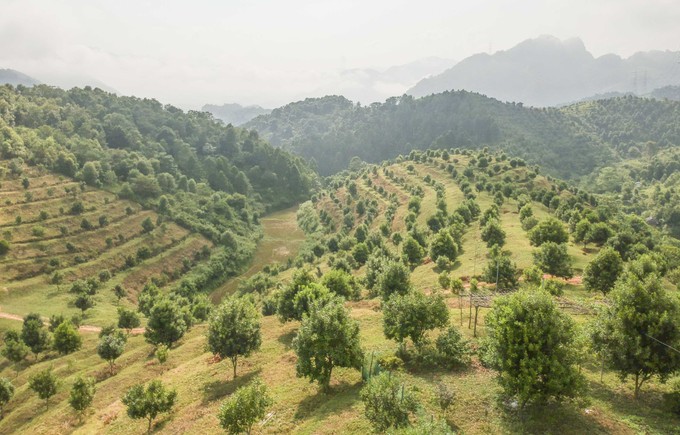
[[573, 219, 592, 248], [401, 236, 424, 267], [376, 261, 412, 299], [74, 293, 95, 315], [21, 313, 50, 360], [218, 378, 273, 434], [276, 269, 315, 322], [2, 337, 29, 374], [207, 297, 262, 379], [583, 247, 624, 295], [292, 297, 364, 391], [533, 242, 573, 278], [141, 217, 155, 233], [113, 284, 127, 303], [382, 290, 449, 351], [52, 321, 82, 355], [117, 307, 141, 335], [481, 218, 505, 248], [321, 269, 361, 300], [483, 290, 584, 408], [28, 368, 58, 410], [429, 230, 458, 262], [0, 378, 14, 419], [529, 217, 569, 246], [360, 372, 418, 432], [97, 331, 127, 374], [122, 380, 177, 434], [144, 298, 188, 347], [482, 252, 519, 290], [69, 376, 96, 422], [592, 272, 680, 398]]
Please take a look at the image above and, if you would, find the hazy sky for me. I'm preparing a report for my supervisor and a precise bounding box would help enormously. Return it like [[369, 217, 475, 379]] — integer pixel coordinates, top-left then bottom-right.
[[2, 0, 679, 108]]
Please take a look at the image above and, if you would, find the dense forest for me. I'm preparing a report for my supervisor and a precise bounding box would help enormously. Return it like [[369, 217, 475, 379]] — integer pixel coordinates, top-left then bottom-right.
[[245, 92, 680, 178]]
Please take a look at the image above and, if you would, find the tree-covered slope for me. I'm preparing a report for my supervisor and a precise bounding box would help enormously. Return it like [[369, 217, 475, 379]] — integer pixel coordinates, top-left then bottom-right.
[[0, 84, 317, 293], [246, 92, 680, 178]]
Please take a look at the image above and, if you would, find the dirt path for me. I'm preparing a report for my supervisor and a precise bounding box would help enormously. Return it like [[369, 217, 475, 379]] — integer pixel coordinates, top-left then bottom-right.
[[0, 309, 145, 335]]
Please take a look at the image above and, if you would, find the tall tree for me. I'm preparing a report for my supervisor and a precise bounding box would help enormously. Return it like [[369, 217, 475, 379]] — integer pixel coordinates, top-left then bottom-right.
[[218, 379, 273, 434], [20, 313, 50, 360], [144, 298, 188, 347], [592, 272, 680, 398], [483, 289, 584, 408], [382, 290, 449, 350], [28, 368, 58, 410], [583, 247, 624, 295], [207, 296, 262, 379], [122, 380, 177, 434], [292, 297, 363, 391]]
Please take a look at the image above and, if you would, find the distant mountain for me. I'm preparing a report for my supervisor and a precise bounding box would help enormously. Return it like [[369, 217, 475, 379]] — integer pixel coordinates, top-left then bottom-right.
[[408, 35, 680, 107], [650, 85, 680, 101], [0, 68, 40, 86], [202, 103, 272, 125], [304, 57, 455, 105]]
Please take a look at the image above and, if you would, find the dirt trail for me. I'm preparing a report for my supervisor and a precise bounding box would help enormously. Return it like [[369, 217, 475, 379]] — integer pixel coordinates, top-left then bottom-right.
[[0, 309, 145, 335]]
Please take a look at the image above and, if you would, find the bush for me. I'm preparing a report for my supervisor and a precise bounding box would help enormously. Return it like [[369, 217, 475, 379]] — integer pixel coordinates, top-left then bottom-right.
[[435, 326, 471, 368], [360, 372, 418, 432]]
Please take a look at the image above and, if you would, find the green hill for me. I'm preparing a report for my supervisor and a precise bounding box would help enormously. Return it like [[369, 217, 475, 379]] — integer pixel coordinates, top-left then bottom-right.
[[245, 92, 680, 178]]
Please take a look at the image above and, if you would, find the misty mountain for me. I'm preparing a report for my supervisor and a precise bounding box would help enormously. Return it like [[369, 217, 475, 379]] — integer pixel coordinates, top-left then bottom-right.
[[0, 68, 40, 86], [202, 103, 272, 126], [408, 35, 680, 107], [308, 57, 455, 104]]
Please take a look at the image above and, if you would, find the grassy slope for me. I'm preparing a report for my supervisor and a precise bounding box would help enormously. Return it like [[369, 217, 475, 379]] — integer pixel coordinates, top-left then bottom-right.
[[1, 158, 679, 434]]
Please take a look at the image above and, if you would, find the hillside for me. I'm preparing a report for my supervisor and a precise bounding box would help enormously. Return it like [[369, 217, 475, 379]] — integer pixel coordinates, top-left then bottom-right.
[[0, 69, 40, 87], [245, 91, 680, 177], [1, 148, 679, 434], [407, 35, 680, 107]]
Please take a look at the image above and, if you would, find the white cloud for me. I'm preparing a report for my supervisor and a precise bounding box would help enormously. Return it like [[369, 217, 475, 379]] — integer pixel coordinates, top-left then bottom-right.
[[1, 0, 678, 108]]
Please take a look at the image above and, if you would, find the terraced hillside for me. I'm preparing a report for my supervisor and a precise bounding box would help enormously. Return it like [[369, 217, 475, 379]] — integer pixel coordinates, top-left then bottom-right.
[[0, 161, 212, 326]]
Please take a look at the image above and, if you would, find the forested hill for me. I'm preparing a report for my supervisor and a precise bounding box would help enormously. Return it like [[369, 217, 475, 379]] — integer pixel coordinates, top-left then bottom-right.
[[0, 84, 316, 287], [245, 92, 680, 177]]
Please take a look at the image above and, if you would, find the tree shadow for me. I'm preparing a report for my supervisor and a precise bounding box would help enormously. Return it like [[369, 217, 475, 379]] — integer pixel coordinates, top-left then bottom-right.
[[277, 330, 296, 349], [294, 380, 361, 421], [498, 400, 617, 434], [201, 368, 261, 404], [588, 379, 680, 433]]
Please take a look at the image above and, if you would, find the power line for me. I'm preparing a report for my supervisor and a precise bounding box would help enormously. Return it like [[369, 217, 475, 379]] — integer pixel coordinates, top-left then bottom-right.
[[644, 333, 680, 355]]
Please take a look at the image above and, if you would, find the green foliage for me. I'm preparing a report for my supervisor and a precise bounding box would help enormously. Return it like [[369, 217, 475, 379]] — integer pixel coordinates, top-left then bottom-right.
[[352, 242, 370, 265], [292, 297, 364, 390], [122, 380, 177, 434], [2, 335, 29, 368], [321, 269, 361, 300], [0, 239, 9, 256], [360, 372, 419, 432], [0, 377, 14, 418], [529, 218, 569, 246], [97, 330, 127, 374], [218, 378, 273, 434], [435, 326, 471, 368], [592, 272, 680, 398], [117, 307, 141, 333], [296, 201, 320, 234], [401, 236, 425, 266], [21, 313, 50, 358], [69, 376, 96, 419], [144, 298, 188, 347], [52, 321, 82, 355], [28, 368, 59, 409], [481, 218, 505, 248], [533, 242, 573, 278], [156, 345, 169, 365], [482, 253, 519, 290], [382, 290, 449, 349], [429, 230, 458, 262], [583, 247, 624, 295], [207, 296, 262, 379], [377, 261, 412, 299], [276, 269, 315, 322], [483, 290, 584, 407]]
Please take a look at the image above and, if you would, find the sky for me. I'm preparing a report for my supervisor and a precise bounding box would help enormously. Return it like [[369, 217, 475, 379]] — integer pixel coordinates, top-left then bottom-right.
[[1, 0, 679, 109]]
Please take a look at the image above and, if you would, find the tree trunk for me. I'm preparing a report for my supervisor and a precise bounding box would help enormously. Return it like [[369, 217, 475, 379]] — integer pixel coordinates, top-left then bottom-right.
[[473, 306, 479, 337], [459, 294, 462, 326], [634, 373, 640, 399], [232, 356, 238, 379], [147, 416, 153, 434]]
